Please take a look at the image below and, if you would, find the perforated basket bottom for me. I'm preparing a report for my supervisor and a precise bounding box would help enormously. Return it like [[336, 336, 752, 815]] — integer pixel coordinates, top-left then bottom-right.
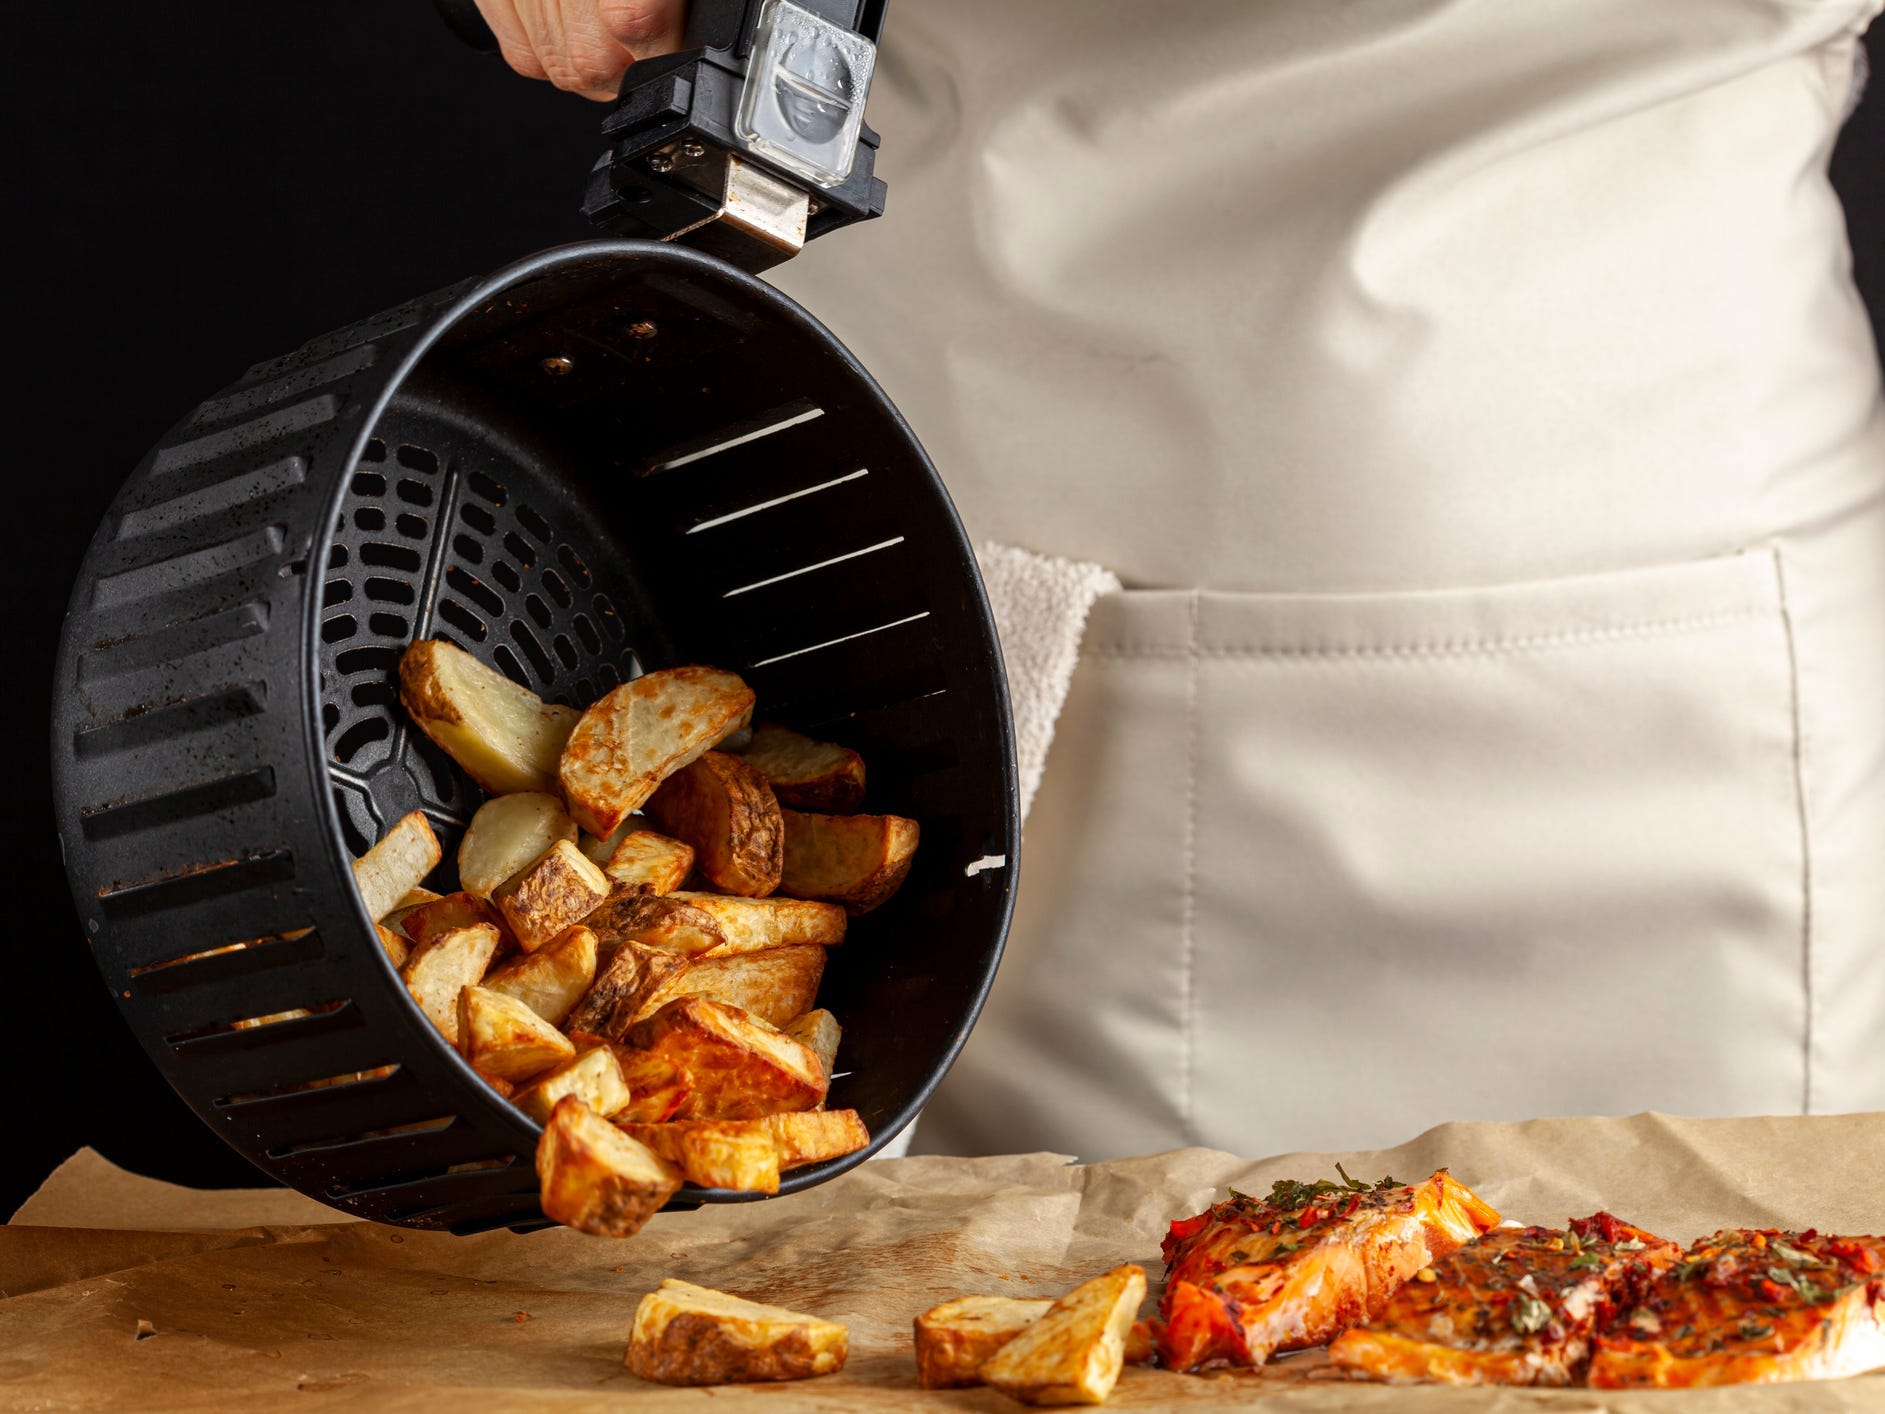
[[321, 403, 664, 872]]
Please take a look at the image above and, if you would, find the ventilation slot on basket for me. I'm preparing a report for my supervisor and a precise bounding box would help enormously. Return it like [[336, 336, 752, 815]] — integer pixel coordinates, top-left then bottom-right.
[[750, 612, 931, 669], [219, 1062, 401, 1107], [150, 395, 340, 477], [92, 524, 287, 610], [80, 601, 270, 682], [80, 766, 276, 842], [688, 467, 867, 534], [165, 998, 348, 1045], [268, 1114, 455, 1160], [129, 925, 322, 994], [116, 457, 307, 540], [98, 849, 295, 920], [185, 346, 376, 430], [723, 537, 903, 599], [649, 401, 823, 473]]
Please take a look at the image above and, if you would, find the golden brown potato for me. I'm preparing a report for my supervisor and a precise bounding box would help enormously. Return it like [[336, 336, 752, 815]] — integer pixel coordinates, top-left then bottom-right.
[[737, 722, 866, 812], [374, 923, 410, 970], [400, 923, 501, 1047], [399, 638, 579, 796], [536, 1096, 682, 1238], [458, 984, 577, 1081], [457, 791, 577, 900], [639, 945, 825, 1029], [915, 1296, 1054, 1390], [630, 997, 827, 1120], [491, 839, 611, 952], [1124, 1321, 1154, 1366], [781, 1009, 841, 1092], [979, 1265, 1146, 1406], [351, 810, 441, 922], [559, 666, 755, 838], [481, 924, 597, 1028], [564, 941, 691, 1040], [604, 829, 696, 896], [383, 885, 442, 931], [617, 1120, 781, 1194], [587, 892, 845, 957], [779, 809, 919, 916], [626, 1279, 847, 1386], [610, 1045, 694, 1124], [644, 752, 783, 898], [766, 1109, 870, 1170], [513, 1043, 633, 1125], [399, 890, 506, 950]]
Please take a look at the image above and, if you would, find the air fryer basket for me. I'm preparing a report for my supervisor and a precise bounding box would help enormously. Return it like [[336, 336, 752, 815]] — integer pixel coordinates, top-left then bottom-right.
[[52, 240, 1017, 1233]]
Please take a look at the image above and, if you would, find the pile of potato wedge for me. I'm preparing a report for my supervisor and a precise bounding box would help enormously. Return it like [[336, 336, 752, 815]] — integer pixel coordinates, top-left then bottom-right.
[[346, 638, 920, 1238]]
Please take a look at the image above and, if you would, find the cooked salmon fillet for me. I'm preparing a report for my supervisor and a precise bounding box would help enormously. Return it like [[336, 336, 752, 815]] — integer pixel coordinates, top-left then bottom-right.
[[1154, 1168, 1500, 1371], [1589, 1228, 1885, 1388], [1327, 1212, 1678, 1385]]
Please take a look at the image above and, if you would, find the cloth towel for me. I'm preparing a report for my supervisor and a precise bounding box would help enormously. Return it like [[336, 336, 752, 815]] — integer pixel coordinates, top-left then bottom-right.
[[974, 540, 1121, 824]]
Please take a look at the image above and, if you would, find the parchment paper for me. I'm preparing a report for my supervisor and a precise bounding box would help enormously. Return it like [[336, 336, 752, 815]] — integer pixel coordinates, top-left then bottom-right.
[[5, 1112, 1883, 1411]]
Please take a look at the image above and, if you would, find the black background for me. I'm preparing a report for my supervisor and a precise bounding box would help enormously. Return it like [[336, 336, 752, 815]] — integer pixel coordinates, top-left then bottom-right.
[[3, 7, 1880, 1217]]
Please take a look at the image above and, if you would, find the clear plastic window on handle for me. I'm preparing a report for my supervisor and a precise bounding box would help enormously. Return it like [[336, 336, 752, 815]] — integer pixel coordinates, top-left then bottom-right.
[[736, 0, 877, 189]]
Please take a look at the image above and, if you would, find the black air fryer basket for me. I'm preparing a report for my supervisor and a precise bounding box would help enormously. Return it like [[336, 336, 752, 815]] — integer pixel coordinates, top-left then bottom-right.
[[50, 240, 1018, 1232]]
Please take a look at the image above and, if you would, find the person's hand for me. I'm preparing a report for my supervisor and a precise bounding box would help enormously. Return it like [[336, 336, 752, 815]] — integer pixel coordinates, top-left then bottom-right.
[[474, 0, 688, 101]]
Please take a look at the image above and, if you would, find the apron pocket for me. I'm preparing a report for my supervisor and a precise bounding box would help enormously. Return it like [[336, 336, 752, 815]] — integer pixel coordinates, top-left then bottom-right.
[[1181, 550, 1807, 1155], [924, 549, 1809, 1162]]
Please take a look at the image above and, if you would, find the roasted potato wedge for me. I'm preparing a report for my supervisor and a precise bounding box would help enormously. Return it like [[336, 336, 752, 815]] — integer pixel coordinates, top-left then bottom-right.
[[766, 1109, 870, 1169], [588, 891, 845, 956], [604, 829, 696, 896], [351, 810, 441, 923], [374, 923, 410, 970], [459, 984, 577, 1081], [383, 885, 442, 931], [565, 940, 692, 1040], [626, 1279, 847, 1386], [400, 923, 501, 1047], [578, 819, 636, 868], [399, 890, 505, 949], [481, 924, 597, 1027], [611, 1046, 694, 1124], [645, 751, 783, 897], [916, 1296, 1054, 1390], [980, 1265, 1146, 1407], [400, 638, 580, 796], [513, 1043, 633, 1124], [637, 944, 825, 1029], [738, 722, 866, 812], [559, 666, 756, 837], [537, 1096, 682, 1239], [491, 839, 611, 952], [779, 808, 919, 916], [630, 997, 827, 1120], [618, 1119, 781, 1194], [457, 791, 577, 901], [781, 1009, 841, 1092]]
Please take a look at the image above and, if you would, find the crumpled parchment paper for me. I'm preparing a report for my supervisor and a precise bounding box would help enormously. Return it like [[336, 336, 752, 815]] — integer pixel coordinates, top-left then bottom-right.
[[5, 1111, 1883, 1411]]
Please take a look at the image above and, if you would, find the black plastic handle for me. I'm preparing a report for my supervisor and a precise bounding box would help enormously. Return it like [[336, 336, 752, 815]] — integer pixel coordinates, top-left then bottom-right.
[[433, 0, 500, 53]]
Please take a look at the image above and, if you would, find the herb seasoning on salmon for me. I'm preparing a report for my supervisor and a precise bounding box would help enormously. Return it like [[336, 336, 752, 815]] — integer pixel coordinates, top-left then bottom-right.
[[1154, 1167, 1500, 1371], [1328, 1212, 1678, 1385]]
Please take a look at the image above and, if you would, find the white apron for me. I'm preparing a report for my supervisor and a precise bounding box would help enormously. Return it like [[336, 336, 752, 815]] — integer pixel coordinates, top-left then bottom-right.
[[773, 0, 1885, 1159]]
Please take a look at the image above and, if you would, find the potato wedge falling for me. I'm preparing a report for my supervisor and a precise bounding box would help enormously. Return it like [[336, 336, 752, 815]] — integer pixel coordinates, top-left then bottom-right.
[[399, 639, 578, 796], [558, 666, 755, 838]]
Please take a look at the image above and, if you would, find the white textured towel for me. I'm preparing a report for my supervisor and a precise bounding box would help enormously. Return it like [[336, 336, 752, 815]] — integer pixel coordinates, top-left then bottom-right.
[[974, 541, 1122, 824]]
